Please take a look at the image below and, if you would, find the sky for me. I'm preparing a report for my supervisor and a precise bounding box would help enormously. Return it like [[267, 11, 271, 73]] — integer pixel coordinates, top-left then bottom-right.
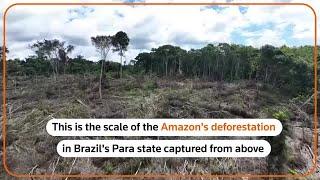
[[0, 0, 319, 63]]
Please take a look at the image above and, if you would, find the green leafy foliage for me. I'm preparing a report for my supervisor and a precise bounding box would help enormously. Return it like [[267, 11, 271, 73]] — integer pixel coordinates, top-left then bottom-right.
[[272, 109, 290, 121], [134, 44, 315, 96], [267, 108, 291, 173], [2, 42, 317, 97]]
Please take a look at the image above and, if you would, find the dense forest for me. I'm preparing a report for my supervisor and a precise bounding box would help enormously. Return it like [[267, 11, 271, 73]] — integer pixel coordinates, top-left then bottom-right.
[[1, 33, 317, 97]]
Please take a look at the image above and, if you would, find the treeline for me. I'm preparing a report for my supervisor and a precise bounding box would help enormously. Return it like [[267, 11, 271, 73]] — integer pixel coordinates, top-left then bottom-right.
[[134, 44, 316, 95], [1, 41, 317, 96], [5, 55, 122, 76]]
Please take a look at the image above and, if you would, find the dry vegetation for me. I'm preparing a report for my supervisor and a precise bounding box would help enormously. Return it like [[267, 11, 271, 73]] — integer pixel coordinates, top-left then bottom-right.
[[0, 74, 319, 179]]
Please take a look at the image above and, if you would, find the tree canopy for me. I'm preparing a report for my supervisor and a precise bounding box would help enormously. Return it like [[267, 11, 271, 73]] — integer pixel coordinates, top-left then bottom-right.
[[30, 39, 74, 79], [2, 38, 317, 97]]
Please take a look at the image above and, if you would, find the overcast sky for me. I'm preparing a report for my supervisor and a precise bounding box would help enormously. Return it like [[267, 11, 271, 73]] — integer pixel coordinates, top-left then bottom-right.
[[1, 0, 319, 62]]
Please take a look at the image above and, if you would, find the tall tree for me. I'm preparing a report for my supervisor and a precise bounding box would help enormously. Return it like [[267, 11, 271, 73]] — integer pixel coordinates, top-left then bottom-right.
[[30, 39, 74, 80], [135, 52, 153, 74], [154, 45, 177, 76], [58, 44, 74, 74], [112, 31, 130, 78], [91, 35, 113, 99]]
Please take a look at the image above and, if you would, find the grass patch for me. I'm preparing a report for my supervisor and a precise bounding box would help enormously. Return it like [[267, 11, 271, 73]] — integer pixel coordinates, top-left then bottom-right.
[[142, 79, 157, 90]]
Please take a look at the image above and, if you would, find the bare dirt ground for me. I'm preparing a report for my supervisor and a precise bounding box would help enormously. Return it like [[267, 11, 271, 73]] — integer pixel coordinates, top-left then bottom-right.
[[0, 74, 319, 179]]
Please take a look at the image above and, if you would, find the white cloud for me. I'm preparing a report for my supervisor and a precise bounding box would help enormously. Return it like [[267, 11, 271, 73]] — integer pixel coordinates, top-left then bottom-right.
[[246, 29, 285, 47], [0, 0, 318, 62]]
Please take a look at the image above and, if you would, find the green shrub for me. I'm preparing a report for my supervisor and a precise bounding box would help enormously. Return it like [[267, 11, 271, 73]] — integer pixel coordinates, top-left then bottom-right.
[[103, 163, 114, 174], [142, 80, 157, 90], [267, 108, 291, 173], [272, 109, 290, 121]]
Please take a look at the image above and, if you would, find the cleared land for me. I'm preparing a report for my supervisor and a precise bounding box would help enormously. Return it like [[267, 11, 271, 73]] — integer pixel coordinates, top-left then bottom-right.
[[0, 74, 318, 179]]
